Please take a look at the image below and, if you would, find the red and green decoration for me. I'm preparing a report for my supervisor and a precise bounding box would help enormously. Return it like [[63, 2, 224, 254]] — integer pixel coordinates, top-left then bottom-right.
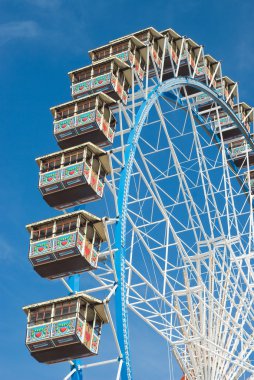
[[108, 127, 114, 143], [62, 163, 83, 179], [92, 73, 111, 89], [40, 170, 61, 187], [72, 79, 92, 96], [96, 179, 104, 197], [115, 51, 129, 63], [196, 65, 206, 76], [76, 111, 95, 127], [76, 319, 84, 340], [90, 333, 99, 353], [30, 239, 53, 257], [27, 324, 51, 342], [76, 233, 84, 253], [83, 163, 91, 181], [54, 116, 75, 133], [54, 233, 76, 251], [52, 319, 76, 337]]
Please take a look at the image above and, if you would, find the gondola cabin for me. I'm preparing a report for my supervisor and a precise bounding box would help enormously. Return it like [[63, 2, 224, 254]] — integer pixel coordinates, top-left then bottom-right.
[[221, 76, 238, 107], [51, 93, 116, 149], [195, 54, 222, 87], [89, 36, 147, 81], [23, 293, 108, 363], [69, 57, 132, 105], [36, 143, 111, 210], [161, 29, 193, 77], [27, 211, 107, 278], [131, 27, 164, 76], [189, 55, 223, 114], [212, 101, 252, 142], [228, 135, 254, 167], [188, 39, 204, 80], [234, 102, 254, 132]]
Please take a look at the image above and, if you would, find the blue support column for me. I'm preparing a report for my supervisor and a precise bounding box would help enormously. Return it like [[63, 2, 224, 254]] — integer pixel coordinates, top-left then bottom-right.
[[68, 274, 83, 380]]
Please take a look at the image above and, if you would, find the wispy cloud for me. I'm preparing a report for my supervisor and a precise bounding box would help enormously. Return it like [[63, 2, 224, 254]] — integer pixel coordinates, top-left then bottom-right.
[[0, 21, 40, 45], [0, 236, 14, 261], [24, 0, 61, 9]]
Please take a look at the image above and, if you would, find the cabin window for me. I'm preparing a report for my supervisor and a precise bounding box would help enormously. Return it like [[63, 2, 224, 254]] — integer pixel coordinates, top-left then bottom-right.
[[112, 41, 129, 54], [30, 306, 52, 326], [93, 63, 111, 77], [54, 301, 77, 320], [64, 150, 84, 166], [95, 47, 110, 60], [55, 218, 77, 235], [32, 225, 53, 241], [136, 32, 148, 42], [41, 157, 61, 173], [77, 99, 96, 114], [77, 69, 91, 82], [56, 106, 75, 121]]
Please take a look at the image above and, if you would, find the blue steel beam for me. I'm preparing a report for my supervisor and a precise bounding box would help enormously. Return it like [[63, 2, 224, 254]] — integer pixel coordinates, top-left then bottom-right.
[[68, 274, 83, 380]]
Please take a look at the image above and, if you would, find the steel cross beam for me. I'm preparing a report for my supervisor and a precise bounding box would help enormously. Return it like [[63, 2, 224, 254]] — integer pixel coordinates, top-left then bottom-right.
[[114, 76, 254, 380]]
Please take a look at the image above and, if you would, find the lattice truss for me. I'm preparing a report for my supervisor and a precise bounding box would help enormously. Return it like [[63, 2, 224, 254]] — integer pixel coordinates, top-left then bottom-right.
[[65, 37, 254, 380]]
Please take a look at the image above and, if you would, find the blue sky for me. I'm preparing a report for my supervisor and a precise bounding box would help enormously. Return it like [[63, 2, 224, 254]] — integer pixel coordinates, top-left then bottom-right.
[[1, 0, 254, 379]]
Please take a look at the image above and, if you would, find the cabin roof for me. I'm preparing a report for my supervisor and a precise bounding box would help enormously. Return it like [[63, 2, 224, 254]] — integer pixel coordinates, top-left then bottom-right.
[[222, 76, 236, 86], [110, 27, 163, 44], [233, 102, 254, 121], [26, 210, 107, 241], [68, 57, 132, 86], [186, 38, 200, 49], [23, 292, 108, 323], [35, 142, 111, 174], [50, 92, 116, 115], [160, 28, 181, 40], [204, 54, 219, 64], [88, 36, 146, 59], [68, 56, 129, 75]]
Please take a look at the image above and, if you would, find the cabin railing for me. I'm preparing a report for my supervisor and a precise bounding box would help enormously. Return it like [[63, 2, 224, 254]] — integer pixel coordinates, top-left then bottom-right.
[[213, 115, 234, 130], [54, 110, 115, 144], [71, 72, 128, 104], [195, 86, 223, 104], [229, 141, 251, 157], [29, 231, 98, 267], [39, 161, 104, 197], [72, 73, 111, 97], [26, 317, 98, 350], [150, 46, 162, 68]]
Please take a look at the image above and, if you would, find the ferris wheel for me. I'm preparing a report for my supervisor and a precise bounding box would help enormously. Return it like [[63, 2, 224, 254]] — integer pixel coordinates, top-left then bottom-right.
[[23, 27, 254, 380]]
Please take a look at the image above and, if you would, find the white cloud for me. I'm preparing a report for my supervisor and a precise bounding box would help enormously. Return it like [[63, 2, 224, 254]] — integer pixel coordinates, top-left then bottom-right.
[[24, 0, 61, 9], [0, 236, 14, 261], [0, 21, 40, 45]]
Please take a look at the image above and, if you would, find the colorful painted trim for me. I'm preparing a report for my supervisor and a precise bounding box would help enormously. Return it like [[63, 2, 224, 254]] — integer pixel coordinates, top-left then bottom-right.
[[92, 73, 111, 89], [230, 143, 250, 157], [54, 232, 76, 251], [52, 318, 76, 337], [54, 116, 76, 134], [96, 178, 104, 197], [40, 169, 61, 187], [76, 232, 84, 253], [72, 79, 92, 96], [76, 110, 95, 127], [90, 332, 99, 354], [30, 239, 53, 257], [115, 51, 129, 62], [76, 319, 84, 340], [62, 162, 84, 180], [27, 324, 51, 342]]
